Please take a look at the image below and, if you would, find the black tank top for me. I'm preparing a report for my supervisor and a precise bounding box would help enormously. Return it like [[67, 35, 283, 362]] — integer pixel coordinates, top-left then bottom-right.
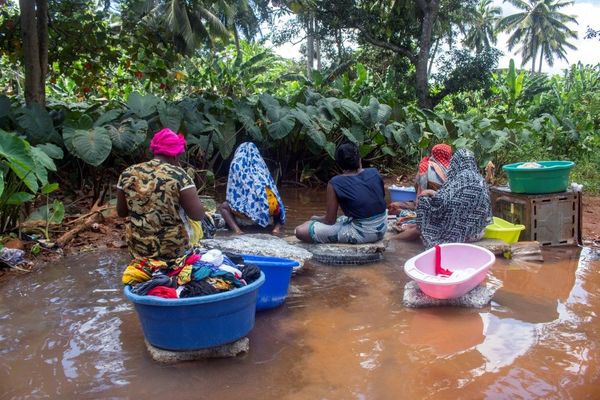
[[330, 168, 386, 219]]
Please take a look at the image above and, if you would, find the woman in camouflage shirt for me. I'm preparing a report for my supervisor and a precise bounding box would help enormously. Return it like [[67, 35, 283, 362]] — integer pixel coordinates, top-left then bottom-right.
[[116, 129, 205, 260]]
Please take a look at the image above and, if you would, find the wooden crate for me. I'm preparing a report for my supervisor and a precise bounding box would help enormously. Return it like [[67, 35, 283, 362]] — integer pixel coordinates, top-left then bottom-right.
[[490, 186, 581, 246]]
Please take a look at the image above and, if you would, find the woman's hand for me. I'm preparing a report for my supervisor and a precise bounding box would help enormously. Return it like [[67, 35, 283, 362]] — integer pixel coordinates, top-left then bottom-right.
[[419, 189, 437, 198]]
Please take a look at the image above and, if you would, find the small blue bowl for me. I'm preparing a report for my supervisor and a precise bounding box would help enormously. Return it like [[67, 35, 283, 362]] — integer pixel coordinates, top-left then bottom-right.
[[389, 187, 417, 202], [124, 272, 265, 351], [242, 254, 298, 311]]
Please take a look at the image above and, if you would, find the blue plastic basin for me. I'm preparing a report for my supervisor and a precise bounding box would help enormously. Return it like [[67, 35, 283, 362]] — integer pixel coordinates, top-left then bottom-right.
[[389, 187, 417, 202], [124, 272, 265, 351], [242, 255, 298, 311]]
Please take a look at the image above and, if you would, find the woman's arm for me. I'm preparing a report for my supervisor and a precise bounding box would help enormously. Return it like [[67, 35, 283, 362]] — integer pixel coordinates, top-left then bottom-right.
[[180, 187, 206, 221], [313, 183, 338, 225], [116, 189, 128, 217]]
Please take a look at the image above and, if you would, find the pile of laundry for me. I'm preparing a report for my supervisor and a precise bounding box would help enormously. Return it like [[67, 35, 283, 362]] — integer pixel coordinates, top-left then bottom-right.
[[122, 248, 261, 299]]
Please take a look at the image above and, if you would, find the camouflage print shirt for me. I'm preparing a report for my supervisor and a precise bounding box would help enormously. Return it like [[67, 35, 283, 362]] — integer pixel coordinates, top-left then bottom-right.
[[117, 159, 196, 261]]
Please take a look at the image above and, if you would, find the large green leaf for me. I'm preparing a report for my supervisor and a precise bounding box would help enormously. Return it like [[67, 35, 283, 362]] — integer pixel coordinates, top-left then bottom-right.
[[16, 104, 59, 144], [36, 143, 64, 160], [7, 192, 35, 205], [216, 119, 237, 159], [158, 103, 183, 131], [339, 99, 364, 123], [71, 127, 112, 166], [127, 92, 160, 118], [427, 121, 448, 139], [404, 122, 422, 144], [27, 200, 65, 224], [30, 147, 56, 187], [108, 118, 148, 152], [342, 124, 365, 144], [94, 109, 122, 127], [62, 127, 77, 155], [324, 142, 336, 159], [267, 114, 295, 139], [0, 131, 37, 193], [235, 102, 262, 141]]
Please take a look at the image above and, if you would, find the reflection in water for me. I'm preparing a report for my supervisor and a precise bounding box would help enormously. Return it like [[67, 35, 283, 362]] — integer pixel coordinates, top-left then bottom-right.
[[0, 188, 599, 399]]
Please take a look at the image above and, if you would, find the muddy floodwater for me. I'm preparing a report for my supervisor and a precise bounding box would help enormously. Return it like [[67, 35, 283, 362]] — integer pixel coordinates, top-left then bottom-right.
[[1, 188, 600, 399]]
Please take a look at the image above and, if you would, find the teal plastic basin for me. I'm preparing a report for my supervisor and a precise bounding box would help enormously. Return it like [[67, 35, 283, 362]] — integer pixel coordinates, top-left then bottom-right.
[[502, 161, 574, 194]]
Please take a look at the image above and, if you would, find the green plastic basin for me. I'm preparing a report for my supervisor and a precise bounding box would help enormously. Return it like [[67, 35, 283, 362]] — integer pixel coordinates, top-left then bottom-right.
[[502, 161, 574, 194]]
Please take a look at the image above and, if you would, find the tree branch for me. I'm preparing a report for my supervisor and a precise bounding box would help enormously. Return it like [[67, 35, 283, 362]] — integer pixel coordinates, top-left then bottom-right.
[[355, 26, 415, 62]]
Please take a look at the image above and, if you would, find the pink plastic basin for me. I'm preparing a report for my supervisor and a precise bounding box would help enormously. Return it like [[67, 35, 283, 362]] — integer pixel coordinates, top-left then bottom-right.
[[404, 243, 495, 299]]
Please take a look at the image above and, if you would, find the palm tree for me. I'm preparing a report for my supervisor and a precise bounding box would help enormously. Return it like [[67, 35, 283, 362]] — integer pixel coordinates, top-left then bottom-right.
[[498, 0, 578, 73], [463, 0, 502, 53], [141, 0, 262, 55]]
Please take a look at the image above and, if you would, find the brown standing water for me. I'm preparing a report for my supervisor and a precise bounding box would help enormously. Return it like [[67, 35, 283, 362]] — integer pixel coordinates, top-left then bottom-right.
[[1, 188, 599, 399]]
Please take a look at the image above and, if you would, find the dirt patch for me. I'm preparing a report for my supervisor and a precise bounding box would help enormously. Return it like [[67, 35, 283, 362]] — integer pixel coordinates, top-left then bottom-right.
[[582, 195, 600, 243]]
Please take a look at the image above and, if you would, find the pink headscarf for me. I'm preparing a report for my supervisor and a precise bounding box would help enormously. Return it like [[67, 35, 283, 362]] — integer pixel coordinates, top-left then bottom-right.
[[149, 128, 186, 157]]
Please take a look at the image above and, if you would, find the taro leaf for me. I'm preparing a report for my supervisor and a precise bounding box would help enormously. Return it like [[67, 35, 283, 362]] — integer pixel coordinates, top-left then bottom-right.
[[368, 97, 380, 126], [0, 131, 37, 193], [41, 183, 59, 195], [16, 104, 59, 144], [382, 146, 397, 156], [306, 127, 326, 148], [343, 124, 365, 144], [359, 143, 375, 158], [31, 147, 57, 171], [216, 119, 237, 159], [27, 200, 65, 224], [94, 109, 122, 127], [127, 92, 160, 118], [267, 112, 295, 139], [377, 104, 392, 124], [30, 146, 56, 187], [235, 102, 262, 141], [77, 114, 94, 130], [324, 142, 336, 159], [62, 126, 77, 155], [108, 118, 148, 152], [404, 122, 422, 144], [7, 192, 35, 205], [339, 99, 364, 123], [319, 97, 341, 121], [427, 120, 448, 139], [71, 127, 112, 167], [258, 93, 281, 120], [453, 137, 469, 148], [36, 143, 64, 160], [158, 102, 183, 131]]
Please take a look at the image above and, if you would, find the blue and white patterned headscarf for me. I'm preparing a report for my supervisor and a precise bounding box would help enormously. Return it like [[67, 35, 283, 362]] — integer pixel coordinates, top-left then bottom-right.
[[226, 142, 286, 227]]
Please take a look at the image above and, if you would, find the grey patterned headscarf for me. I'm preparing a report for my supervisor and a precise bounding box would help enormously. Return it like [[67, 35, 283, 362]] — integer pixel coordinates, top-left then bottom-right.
[[416, 149, 492, 248]]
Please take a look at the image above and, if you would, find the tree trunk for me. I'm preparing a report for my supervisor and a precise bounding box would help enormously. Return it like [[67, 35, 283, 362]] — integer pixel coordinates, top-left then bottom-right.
[[538, 47, 544, 73], [415, 0, 439, 109], [233, 27, 242, 66], [19, 0, 48, 106], [530, 38, 537, 74], [306, 16, 314, 77], [315, 21, 322, 72]]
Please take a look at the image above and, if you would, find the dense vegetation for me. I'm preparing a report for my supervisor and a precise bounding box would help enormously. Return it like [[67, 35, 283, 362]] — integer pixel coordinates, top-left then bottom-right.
[[0, 0, 598, 236]]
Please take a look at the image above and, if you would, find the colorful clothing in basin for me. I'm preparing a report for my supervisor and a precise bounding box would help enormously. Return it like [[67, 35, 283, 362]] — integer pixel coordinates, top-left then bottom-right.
[[416, 149, 492, 248], [416, 144, 452, 196], [117, 159, 196, 260], [225, 142, 285, 227]]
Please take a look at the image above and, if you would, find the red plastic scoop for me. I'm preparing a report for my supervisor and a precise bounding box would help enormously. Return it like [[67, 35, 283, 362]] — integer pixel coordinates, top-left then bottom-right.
[[434, 245, 453, 276]]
